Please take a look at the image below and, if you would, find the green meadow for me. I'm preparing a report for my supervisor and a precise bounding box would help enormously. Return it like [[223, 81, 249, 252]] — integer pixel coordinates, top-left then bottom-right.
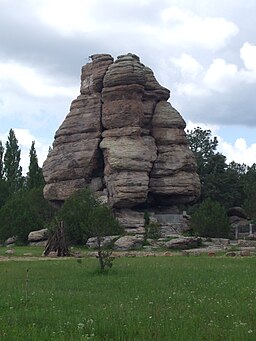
[[0, 254, 255, 341]]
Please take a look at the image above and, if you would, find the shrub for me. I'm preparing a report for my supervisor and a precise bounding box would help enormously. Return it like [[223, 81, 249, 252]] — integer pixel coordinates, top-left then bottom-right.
[[57, 188, 123, 245], [190, 198, 230, 238], [0, 187, 56, 244], [57, 187, 123, 271]]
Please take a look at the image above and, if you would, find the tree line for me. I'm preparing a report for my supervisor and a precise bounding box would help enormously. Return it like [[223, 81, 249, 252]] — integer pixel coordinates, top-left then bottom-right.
[[0, 126, 256, 244], [187, 127, 256, 237], [0, 129, 54, 243]]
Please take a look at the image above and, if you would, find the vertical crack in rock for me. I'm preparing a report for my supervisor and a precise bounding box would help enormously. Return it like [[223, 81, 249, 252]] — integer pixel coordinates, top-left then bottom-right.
[[43, 53, 201, 214]]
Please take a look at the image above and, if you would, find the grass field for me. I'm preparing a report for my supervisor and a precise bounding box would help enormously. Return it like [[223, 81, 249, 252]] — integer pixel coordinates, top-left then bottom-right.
[[0, 252, 255, 341]]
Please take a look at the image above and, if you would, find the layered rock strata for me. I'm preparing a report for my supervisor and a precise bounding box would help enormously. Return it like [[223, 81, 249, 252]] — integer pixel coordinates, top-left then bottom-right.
[[43, 53, 200, 211]]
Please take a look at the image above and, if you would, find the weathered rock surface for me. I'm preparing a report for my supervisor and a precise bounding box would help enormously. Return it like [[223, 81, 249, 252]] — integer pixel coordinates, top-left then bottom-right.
[[28, 228, 49, 242], [43, 53, 200, 217], [227, 207, 248, 219], [86, 235, 119, 249], [165, 237, 202, 250], [114, 235, 144, 250], [5, 236, 17, 246]]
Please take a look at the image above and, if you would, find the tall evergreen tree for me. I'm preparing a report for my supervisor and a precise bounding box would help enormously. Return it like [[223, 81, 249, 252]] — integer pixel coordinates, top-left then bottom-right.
[[3, 129, 23, 192], [0, 140, 4, 179], [27, 141, 45, 189]]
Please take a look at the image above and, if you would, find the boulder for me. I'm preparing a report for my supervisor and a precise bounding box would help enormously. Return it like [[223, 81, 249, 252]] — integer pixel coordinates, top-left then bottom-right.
[[28, 228, 49, 242], [5, 249, 15, 255], [240, 250, 251, 256], [86, 235, 119, 249], [165, 237, 201, 250], [114, 235, 144, 250], [5, 236, 17, 246], [227, 207, 248, 219]]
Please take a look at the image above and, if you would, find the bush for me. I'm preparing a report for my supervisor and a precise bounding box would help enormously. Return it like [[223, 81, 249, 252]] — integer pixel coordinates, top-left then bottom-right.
[[0, 187, 56, 244], [145, 222, 161, 240], [57, 188, 123, 245], [190, 198, 230, 238], [57, 187, 123, 271]]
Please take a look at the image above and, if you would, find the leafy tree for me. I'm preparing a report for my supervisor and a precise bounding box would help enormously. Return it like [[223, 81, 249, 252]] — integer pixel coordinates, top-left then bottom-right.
[[225, 161, 247, 207], [88, 204, 122, 271], [0, 179, 10, 209], [58, 188, 123, 246], [190, 198, 230, 238], [0, 187, 56, 244], [187, 127, 247, 209], [3, 129, 23, 192], [186, 127, 218, 176], [242, 164, 256, 219], [57, 188, 98, 244], [58, 188, 123, 271], [27, 141, 45, 189]]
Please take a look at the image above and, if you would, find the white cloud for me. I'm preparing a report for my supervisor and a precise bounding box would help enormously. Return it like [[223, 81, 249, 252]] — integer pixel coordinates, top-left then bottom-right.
[[171, 53, 203, 78], [37, 0, 96, 36], [203, 58, 239, 92], [240, 42, 256, 71], [0, 128, 50, 174], [186, 120, 220, 135], [0, 61, 78, 98], [186, 121, 256, 166], [175, 82, 209, 97], [160, 6, 239, 50], [218, 137, 256, 166]]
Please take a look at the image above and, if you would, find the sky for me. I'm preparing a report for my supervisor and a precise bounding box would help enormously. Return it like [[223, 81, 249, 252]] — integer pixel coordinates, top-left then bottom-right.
[[1, 0, 256, 173]]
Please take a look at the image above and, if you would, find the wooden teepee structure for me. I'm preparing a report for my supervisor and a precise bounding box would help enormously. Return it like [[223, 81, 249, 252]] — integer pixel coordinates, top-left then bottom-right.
[[44, 221, 70, 257]]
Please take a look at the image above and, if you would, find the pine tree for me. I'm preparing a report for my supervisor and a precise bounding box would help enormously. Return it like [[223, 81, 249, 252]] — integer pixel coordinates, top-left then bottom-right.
[[27, 141, 45, 189], [0, 140, 4, 179], [3, 129, 23, 192]]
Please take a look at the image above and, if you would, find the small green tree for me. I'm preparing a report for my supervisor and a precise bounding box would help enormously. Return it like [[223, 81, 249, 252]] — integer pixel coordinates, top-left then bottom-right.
[[27, 141, 45, 189], [190, 198, 230, 238], [88, 204, 122, 271], [57, 188, 99, 244], [58, 188, 123, 270], [3, 129, 23, 192]]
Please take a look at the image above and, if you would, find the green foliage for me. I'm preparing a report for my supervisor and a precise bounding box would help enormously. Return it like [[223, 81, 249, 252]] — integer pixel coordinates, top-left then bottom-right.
[[58, 188, 123, 246], [0, 179, 10, 209], [58, 188, 123, 271], [145, 222, 161, 240], [190, 198, 230, 238], [57, 188, 97, 244], [187, 127, 250, 209], [144, 211, 150, 226], [26, 141, 45, 189], [242, 163, 256, 219], [0, 187, 56, 244], [0, 140, 4, 179], [186, 126, 218, 174], [3, 129, 23, 193]]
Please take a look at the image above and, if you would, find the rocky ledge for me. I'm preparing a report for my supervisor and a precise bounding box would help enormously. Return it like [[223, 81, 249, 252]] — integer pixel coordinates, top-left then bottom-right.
[[43, 53, 200, 219]]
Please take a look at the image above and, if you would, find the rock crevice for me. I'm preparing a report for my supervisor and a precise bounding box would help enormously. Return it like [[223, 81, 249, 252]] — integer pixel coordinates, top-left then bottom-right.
[[43, 53, 200, 210]]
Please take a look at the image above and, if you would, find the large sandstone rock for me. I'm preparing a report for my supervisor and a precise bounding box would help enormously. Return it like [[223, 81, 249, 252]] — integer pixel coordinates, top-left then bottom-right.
[[43, 53, 200, 218]]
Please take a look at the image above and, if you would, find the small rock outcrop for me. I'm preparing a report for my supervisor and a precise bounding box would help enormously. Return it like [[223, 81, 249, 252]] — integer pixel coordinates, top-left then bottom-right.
[[43, 53, 200, 215]]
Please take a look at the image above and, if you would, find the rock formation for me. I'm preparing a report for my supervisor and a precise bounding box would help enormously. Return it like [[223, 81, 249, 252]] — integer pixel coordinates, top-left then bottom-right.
[[43, 53, 200, 216]]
